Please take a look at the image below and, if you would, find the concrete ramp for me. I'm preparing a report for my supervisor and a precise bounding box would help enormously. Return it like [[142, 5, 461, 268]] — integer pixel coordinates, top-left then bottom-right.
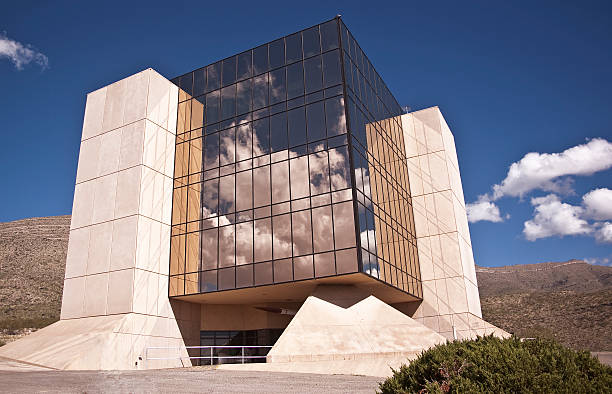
[[0, 315, 127, 370], [0, 314, 191, 370], [267, 286, 446, 364]]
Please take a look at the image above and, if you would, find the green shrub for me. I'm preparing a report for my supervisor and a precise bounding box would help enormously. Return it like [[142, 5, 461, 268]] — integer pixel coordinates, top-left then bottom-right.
[[378, 335, 612, 393]]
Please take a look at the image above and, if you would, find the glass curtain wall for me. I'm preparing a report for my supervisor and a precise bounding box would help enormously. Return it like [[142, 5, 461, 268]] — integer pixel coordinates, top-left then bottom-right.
[[169, 19, 358, 296], [339, 20, 422, 298], [169, 17, 421, 299]]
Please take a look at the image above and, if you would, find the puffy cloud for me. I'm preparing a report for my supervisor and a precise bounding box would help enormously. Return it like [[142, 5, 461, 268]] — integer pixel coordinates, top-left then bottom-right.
[[0, 32, 48, 70], [594, 222, 612, 244], [584, 256, 612, 267], [582, 188, 612, 220], [523, 194, 591, 241], [466, 200, 505, 223], [491, 138, 612, 200]]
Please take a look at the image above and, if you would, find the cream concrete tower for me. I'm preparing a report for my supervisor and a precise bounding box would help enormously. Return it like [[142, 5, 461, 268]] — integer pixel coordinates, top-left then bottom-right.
[[0, 69, 200, 370], [397, 107, 505, 340]]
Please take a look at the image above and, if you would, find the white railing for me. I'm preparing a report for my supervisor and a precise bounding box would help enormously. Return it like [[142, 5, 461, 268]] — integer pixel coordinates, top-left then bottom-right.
[[144, 345, 274, 368]]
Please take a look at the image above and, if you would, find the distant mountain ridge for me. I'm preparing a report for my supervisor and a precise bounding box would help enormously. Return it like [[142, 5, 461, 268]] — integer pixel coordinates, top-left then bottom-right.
[[0, 215, 610, 351], [476, 260, 612, 297]]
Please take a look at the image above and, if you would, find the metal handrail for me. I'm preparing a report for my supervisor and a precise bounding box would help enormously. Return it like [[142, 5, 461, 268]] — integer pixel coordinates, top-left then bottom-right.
[[144, 345, 274, 368]]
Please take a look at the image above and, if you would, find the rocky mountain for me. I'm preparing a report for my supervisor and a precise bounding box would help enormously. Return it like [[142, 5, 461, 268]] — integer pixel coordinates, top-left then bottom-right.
[[476, 260, 612, 297], [0, 215, 69, 328], [477, 261, 612, 351], [0, 215, 610, 351]]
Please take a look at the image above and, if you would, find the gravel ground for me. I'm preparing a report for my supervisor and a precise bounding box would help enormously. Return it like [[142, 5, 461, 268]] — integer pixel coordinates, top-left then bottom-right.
[[0, 368, 381, 393]]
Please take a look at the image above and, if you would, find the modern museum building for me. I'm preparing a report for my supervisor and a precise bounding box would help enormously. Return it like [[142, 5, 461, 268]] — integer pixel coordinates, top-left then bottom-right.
[[0, 17, 507, 374]]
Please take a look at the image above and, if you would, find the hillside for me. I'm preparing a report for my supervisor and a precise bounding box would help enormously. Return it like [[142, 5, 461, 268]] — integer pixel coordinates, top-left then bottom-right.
[[0, 215, 610, 351], [0, 215, 69, 328], [477, 261, 612, 351], [476, 260, 612, 297]]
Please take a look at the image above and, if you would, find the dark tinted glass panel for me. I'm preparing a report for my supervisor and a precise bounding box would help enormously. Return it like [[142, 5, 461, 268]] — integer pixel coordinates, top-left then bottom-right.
[[218, 267, 235, 290], [286, 62, 304, 99], [329, 146, 350, 190], [292, 208, 312, 255], [253, 45, 268, 75], [254, 262, 273, 285], [222, 56, 236, 87], [201, 228, 218, 270], [236, 80, 252, 115], [333, 201, 356, 248], [273, 258, 292, 282], [322, 50, 341, 87], [320, 19, 339, 51], [285, 33, 302, 63], [336, 248, 357, 274], [236, 221, 253, 264], [253, 74, 268, 110], [204, 132, 219, 169], [221, 85, 236, 120], [304, 56, 322, 94], [252, 117, 270, 155], [287, 107, 306, 147], [253, 166, 270, 207], [312, 205, 333, 252], [236, 123, 252, 162], [207, 62, 221, 91], [236, 170, 253, 212], [270, 112, 288, 152], [194, 68, 206, 96], [202, 178, 219, 216], [272, 214, 291, 259], [236, 264, 253, 287], [201, 270, 217, 292], [309, 150, 330, 194], [294, 255, 313, 280], [302, 26, 320, 58], [179, 73, 193, 99], [219, 225, 235, 268], [306, 101, 326, 141], [269, 38, 285, 69], [269, 68, 286, 104], [314, 252, 335, 277], [220, 127, 236, 165], [254, 218, 272, 262], [219, 174, 235, 214], [206, 91, 220, 124], [271, 161, 289, 203], [237, 51, 252, 80], [325, 97, 346, 136]]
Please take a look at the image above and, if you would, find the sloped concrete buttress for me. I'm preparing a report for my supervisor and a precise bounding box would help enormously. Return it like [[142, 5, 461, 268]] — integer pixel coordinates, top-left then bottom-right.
[[266, 285, 446, 366], [397, 107, 509, 340], [0, 69, 200, 370]]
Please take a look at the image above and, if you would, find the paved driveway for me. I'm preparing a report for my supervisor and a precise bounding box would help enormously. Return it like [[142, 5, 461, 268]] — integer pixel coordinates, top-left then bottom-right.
[[0, 367, 381, 393]]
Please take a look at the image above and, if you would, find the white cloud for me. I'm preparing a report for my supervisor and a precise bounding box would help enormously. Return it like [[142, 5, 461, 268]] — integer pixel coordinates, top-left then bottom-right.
[[0, 32, 48, 70], [523, 194, 591, 241], [584, 256, 611, 267], [582, 188, 612, 220], [466, 200, 505, 223], [594, 222, 612, 244], [491, 138, 612, 200]]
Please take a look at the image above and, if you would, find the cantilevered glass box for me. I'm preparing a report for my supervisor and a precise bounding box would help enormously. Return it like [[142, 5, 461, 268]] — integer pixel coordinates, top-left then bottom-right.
[[169, 17, 421, 302]]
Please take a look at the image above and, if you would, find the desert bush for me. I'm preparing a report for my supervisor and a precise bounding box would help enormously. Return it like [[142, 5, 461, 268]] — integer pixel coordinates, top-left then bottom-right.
[[0, 317, 57, 331], [378, 335, 612, 393]]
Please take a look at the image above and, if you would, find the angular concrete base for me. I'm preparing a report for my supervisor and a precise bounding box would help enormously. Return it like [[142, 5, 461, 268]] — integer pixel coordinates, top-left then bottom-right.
[[0, 313, 194, 370], [267, 286, 446, 364]]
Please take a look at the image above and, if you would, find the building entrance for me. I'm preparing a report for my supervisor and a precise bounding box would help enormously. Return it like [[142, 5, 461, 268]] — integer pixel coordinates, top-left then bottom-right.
[[199, 329, 284, 364]]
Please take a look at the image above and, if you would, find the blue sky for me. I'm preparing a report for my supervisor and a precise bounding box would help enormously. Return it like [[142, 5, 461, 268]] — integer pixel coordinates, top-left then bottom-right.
[[1, 0, 610, 268]]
